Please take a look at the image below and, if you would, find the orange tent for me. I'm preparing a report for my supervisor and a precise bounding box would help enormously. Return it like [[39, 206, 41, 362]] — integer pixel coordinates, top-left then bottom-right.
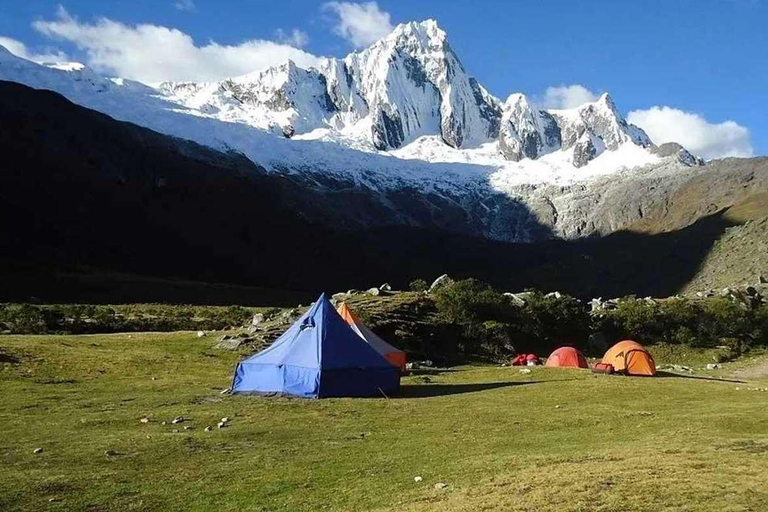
[[546, 347, 588, 368], [336, 303, 407, 372], [601, 340, 656, 376]]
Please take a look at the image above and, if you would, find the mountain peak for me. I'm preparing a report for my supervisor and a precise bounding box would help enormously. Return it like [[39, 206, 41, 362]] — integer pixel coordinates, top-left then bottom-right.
[[388, 19, 446, 45]]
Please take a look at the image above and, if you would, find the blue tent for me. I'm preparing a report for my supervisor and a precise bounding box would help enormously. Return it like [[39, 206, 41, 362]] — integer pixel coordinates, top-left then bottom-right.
[[232, 294, 400, 398]]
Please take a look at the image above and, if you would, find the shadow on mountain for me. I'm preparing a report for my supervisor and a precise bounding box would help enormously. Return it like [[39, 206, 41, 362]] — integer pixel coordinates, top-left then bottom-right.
[[0, 80, 744, 304]]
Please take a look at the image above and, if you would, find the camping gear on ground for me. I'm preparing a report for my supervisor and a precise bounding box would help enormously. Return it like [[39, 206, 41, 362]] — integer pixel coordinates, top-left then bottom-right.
[[336, 302, 407, 372], [601, 340, 656, 376], [546, 347, 588, 368], [231, 294, 400, 398], [592, 362, 615, 374], [512, 354, 540, 366]]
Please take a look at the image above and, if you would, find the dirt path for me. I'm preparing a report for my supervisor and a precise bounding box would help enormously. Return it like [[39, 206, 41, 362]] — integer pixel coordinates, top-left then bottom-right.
[[730, 355, 768, 381]]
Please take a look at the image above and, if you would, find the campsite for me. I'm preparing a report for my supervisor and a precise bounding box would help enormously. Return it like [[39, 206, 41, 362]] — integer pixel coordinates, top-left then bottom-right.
[[1, 2, 768, 509], [2, 285, 768, 511]]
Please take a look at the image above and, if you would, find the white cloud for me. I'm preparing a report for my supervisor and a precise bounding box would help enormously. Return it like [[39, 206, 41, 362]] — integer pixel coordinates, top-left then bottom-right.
[[274, 28, 309, 49], [323, 1, 393, 48], [627, 106, 753, 160], [32, 8, 321, 83], [0, 35, 68, 63], [173, 0, 196, 12], [540, 84, 600, 109]]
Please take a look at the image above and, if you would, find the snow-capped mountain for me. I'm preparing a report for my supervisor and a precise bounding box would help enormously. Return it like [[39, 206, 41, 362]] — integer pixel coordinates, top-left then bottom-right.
[[0, 20, 710, 243], [157, 19, 659, 170]]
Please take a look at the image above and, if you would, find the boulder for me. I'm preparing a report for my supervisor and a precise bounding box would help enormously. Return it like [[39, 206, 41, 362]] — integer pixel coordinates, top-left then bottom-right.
[[346, 289, 359, 295], [251, 313, 265, 326], [504, 291, 533, 307], [428, 274, 453, 293], [196, 331, 206, 338], [216, 337, 249, 350], [545, 291, 563, 299], [379, 283, 392, 292], [366, 287, 381, 296]]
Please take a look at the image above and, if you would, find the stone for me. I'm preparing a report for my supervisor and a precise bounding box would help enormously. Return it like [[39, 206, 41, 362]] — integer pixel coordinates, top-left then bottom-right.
[[545, 291, 563, 299], [221, 417, 229, 423], [251, 313, 265, 326], [33, 447, 43, 454], [434, 482, 449, 490], [379, 283, 392, 292], [366, 287, 381, 296], [216, 338, 246, 350], [428, 274, 453, 293], [519, 368, 532, 374], [504, 292, 533, 307], [217, 421, 227, 429], [104, 450, 117, 456], [332, 292, 349, 302], [204, 426, 212, 432], [183, 426, 192, 431], [220, 388, 230, 395], [196, 331, 206, 338], [759, 275, 767, 284], [161, 421, 167, 426], [140, 417, 150, 424], [346, 289, 359, 295], [171, 416, 185, 424], [414, 476, 423, 482], [706, 364, 721, 370]]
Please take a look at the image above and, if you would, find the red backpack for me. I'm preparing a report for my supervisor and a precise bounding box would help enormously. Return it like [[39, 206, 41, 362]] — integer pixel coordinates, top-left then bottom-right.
[[592, 363, 615, 374]]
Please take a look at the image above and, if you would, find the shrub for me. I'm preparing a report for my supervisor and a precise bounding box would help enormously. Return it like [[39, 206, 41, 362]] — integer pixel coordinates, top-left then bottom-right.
[[409, 279, 429, 292], [432, 278, 510, 325]]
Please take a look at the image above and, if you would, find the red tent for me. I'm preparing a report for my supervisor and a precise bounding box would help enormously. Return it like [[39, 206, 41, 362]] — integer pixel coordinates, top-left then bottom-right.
[[546, 347, 588, 368]]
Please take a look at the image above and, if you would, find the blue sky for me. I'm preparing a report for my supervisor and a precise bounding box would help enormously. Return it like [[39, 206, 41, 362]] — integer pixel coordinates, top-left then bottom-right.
[[0, 0, 766, 157]]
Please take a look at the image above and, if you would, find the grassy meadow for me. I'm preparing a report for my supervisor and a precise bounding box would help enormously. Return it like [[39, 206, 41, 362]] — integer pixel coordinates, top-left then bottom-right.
[[1, 332, 768, 511]]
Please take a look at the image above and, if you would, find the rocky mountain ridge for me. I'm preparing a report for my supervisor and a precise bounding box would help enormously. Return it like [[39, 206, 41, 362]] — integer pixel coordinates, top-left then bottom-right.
[[159, 19, 665, 169]]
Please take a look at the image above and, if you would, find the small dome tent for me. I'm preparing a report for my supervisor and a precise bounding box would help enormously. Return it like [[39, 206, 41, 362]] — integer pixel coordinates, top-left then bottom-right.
[[231, 294, 400, 398], [337, 302, 406, 372], [546, 347, 588, 368], [602, 340, 656, 376]]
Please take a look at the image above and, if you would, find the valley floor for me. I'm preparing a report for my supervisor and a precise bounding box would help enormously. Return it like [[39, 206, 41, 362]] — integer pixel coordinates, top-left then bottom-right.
[[1, 333, 767, 511]]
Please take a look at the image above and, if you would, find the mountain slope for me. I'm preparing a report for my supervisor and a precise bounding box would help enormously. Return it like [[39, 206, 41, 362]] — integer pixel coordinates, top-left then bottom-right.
[[2, 81, 764, 302]]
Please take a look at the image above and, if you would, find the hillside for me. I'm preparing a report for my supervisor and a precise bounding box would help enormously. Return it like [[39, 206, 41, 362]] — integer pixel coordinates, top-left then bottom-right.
[[683, 216, 768, 293], [0, 81, 766, 302]]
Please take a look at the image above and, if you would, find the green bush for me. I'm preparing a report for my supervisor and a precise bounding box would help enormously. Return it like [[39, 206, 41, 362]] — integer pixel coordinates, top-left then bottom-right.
[[600, 297, 766, 349], [409, 279, 429, 292]]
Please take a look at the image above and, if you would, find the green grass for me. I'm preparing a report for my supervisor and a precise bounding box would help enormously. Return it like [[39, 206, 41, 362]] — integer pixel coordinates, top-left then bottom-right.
[[2, 333, 768, 511]]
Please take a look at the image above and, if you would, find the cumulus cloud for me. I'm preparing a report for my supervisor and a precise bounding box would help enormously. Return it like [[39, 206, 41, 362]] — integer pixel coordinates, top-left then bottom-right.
[[32, 8, 321, 83], [627, 106, 753, 160], [173, 0, 196, 12], [0, 35, 68, 63], [540, 84, 600, 109], [323, 1, 393, 48], [274, 28, 309, 49]]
